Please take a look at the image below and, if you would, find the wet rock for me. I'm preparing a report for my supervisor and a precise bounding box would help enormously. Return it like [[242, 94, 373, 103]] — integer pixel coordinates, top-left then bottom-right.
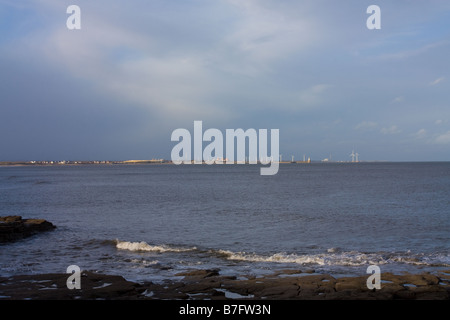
[[0, 216, 22, 223], [1, 269, 449, 300], [0, 216, 55, 243], [260, 284, 299, 299], [298, 274, 336, 291], [0, 272, 142, 300], [335, 276, 367, 292], [175, 269, 220, 279]]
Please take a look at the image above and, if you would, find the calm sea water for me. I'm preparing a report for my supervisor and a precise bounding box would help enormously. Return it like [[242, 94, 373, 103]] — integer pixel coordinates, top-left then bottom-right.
[[0, 162, 449, 282]]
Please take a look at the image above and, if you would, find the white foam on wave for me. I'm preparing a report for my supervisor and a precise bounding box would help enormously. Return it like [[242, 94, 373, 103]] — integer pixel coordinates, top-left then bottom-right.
[[130, 259, 160, 266], [114, 240, 449, 269], [115, 240, 196, 253], [216, 249, 449, 267], [217, 250, 326, 265]]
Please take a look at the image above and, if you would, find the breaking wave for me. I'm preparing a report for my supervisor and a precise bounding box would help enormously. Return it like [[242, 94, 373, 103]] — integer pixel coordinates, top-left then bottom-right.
[[216, 250, 326, 265], [113, 240, 449, 268], [216, 249, 450, 268], [115, 240, 197, 253]]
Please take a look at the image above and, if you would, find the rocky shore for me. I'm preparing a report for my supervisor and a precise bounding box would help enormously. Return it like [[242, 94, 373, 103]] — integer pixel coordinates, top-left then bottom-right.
[[0, 216, 56, 243], [1, 216, 448, 300], [0, 268, 449, 300]]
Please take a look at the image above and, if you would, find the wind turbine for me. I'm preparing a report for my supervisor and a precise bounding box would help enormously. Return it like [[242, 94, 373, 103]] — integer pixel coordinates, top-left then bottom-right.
[[350, 150, 356, 162]]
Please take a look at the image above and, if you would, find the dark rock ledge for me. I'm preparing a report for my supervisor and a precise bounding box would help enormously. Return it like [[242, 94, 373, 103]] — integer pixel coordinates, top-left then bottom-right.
[[0, 268, 449, 300], [0, 216, 56, 243]]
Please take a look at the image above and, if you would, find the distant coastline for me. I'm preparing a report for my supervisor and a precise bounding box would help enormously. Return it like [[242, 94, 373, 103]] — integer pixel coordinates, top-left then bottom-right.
[[1, 159, 447, 167], [0, 159, 169, 166], [0, 160, 358, 166]]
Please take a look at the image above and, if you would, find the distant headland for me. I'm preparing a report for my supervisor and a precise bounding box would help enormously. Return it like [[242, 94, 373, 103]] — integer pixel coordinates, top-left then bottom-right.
[[0, 159, 391, 166], [0, 159, 169, 166]]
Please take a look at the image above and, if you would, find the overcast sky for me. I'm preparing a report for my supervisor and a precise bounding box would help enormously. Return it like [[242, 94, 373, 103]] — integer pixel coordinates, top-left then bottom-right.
[[1, 0, 450, 161]]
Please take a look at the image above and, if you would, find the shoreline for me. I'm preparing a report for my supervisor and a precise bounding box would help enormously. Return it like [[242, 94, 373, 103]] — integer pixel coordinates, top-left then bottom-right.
[[1, 216, 449, 300], [1, 268, 449, 300]]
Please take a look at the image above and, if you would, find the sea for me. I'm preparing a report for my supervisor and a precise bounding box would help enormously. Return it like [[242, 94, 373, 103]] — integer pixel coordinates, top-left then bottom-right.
[[0, 162, 449, 283]]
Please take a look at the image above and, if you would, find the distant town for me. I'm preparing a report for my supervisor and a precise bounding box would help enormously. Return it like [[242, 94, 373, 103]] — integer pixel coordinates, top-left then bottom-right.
[[0, 159, 169, 166], [0, 157, 371, 166]]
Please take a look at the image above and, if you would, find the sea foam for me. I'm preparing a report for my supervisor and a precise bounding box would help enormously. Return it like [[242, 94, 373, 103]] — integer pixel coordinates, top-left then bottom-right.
[[114, 240, 449, 268], [216, 249, 327, 265], [215, 249, 448, 267], [115, 240, 196, 253]]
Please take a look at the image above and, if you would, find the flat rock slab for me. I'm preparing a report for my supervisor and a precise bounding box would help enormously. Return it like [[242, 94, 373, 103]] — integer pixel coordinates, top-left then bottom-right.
[[0, 270, 449, 300], [0, 272, 143, 300]]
